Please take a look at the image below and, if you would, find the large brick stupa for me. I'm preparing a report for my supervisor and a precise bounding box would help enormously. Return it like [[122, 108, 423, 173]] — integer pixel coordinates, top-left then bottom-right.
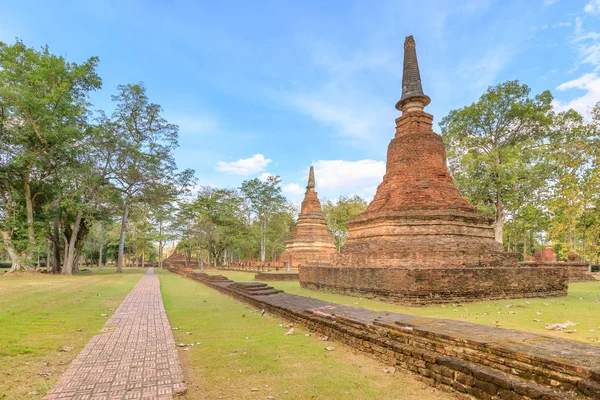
[[299, 36, 568, 304], [281, 166, 336, 267]]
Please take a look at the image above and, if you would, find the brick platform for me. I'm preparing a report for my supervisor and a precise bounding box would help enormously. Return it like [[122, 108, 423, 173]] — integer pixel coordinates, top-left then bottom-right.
[[523, 262, 597, 283], [182, 269, 600, 399], [43, 269, 186, 400], [300, 265, 568, 304]]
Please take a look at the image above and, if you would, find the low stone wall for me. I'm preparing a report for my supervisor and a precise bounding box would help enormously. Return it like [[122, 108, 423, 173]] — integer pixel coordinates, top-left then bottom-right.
[[177, 270, 600, 399], [298, 265, 568, 305], [219, 265, 296, 273], [255, 272, 299, 281], [522, 262, 596, 282]]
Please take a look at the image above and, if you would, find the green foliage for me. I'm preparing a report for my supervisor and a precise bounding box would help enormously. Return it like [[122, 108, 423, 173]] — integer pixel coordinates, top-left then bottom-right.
[[0, 39, 188, 273], [175, 182, 295, 266], [240, 176, 291, 262], [546, 105, 600, 262], [323, 195, 368, 250], [0, 39, 101, 270], [440, 80, 554, 244]]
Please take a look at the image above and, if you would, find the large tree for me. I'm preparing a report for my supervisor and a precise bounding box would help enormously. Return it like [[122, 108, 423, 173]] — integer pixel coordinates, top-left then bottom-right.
[[240, 176, 288, 262], [440, 80, 553, 243], [322, 195, 367, 251], [101, 83, 179, 272], [547, 105, 600, 261], [0, 39, 101, 271]]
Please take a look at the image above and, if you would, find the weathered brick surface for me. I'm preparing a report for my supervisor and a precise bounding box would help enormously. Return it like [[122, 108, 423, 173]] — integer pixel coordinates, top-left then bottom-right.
[[281, 166, 336, 267], [523, 261, 596, 283], [299, 265, 568, 304], [180, 269, 599, 400], [254, 272, 299, 281], [43, 269, 186, 400]]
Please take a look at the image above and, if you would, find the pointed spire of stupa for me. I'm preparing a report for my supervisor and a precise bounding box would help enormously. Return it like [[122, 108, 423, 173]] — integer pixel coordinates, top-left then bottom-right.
[[395, 35, 431, 112], [306, 166, 315, 192]]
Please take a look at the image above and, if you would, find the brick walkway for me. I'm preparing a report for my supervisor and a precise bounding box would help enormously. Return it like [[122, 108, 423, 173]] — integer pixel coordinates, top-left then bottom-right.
[[44, 268, 186, 400]]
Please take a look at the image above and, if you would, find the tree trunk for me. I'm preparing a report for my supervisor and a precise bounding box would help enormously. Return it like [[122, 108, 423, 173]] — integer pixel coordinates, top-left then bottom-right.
[[200, 246, 204, 270], [98, 223, 104, 270], [63, 210, 83, 275], [73, 249, 82, 273], [23, 170, 36, 258], [2, 230, 31, 272], [47, 239, 52, 272], [116, 202, 129, 273], [52, 203, 62, 273], [260, 218, 266, 262], [141, 246, 145, 268], [495, 190, 503, 243]]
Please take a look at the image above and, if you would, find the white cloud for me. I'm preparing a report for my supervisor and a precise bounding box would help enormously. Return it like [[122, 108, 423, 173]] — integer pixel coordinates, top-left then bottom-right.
[[553, 72, 600, 114], [544, 0, 558, 5], [258, 172, 273, 182], [283, 183, 305, 195], [216, 154, 272, 175], [553, 21, 572, 28], [578, 41, 600, 67], [287, 93, 392, 147], [274, 45, 400, 149], [554, 13, 600, 114], [584, 0, 600, 14], [313, 159, 386, 192]]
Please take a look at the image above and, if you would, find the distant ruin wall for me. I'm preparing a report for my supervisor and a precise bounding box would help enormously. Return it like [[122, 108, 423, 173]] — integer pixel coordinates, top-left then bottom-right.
[[522, 262, 596, 283], [254, 272, 299, 281]]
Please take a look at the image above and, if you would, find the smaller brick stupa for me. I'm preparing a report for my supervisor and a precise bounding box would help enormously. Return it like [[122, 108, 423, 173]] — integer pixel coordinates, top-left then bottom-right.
[[281, 166, 336, 267], [299, 36, 568, 304]]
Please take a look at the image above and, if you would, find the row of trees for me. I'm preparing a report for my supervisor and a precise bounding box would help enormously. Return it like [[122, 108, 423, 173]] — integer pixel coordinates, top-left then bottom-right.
[[173, 184, 369, 266], [0, 39, 192, 273], [174, 176, 296, 267], [442, 81, 600, 262]]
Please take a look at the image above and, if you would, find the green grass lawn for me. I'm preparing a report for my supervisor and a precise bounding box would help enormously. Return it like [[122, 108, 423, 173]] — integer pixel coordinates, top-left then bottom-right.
[[159, 270, 454, 400], [209, 270, 600, 345], [0, 267, 145, 399]]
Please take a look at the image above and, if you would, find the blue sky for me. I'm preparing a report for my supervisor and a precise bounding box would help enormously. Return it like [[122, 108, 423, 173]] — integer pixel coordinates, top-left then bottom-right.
[[2, 0, 599, 205]]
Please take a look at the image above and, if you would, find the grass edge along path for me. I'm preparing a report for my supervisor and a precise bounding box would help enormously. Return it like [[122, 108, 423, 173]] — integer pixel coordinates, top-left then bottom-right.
[[158, 270, 455, 400], [0, 268, 146, 400], [208, 270, 600, 345]]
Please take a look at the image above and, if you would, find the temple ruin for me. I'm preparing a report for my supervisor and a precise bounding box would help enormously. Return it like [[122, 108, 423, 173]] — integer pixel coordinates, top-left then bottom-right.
[[299, 36, 568, 304], [281, 166, 336, 267]]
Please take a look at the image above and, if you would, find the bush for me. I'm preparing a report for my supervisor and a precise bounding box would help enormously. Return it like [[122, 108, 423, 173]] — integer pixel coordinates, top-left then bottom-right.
[[0, 262, 12, 269]]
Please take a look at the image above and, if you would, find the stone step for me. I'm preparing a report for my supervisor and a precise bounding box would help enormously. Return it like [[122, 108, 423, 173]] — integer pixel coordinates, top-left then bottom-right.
[[245, 289, 283, 296], [229, 282, 283, 296]]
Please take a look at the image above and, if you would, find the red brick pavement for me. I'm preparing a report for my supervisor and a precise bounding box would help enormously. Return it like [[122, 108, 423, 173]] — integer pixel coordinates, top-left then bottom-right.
[[43, 268, 186, 400]]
